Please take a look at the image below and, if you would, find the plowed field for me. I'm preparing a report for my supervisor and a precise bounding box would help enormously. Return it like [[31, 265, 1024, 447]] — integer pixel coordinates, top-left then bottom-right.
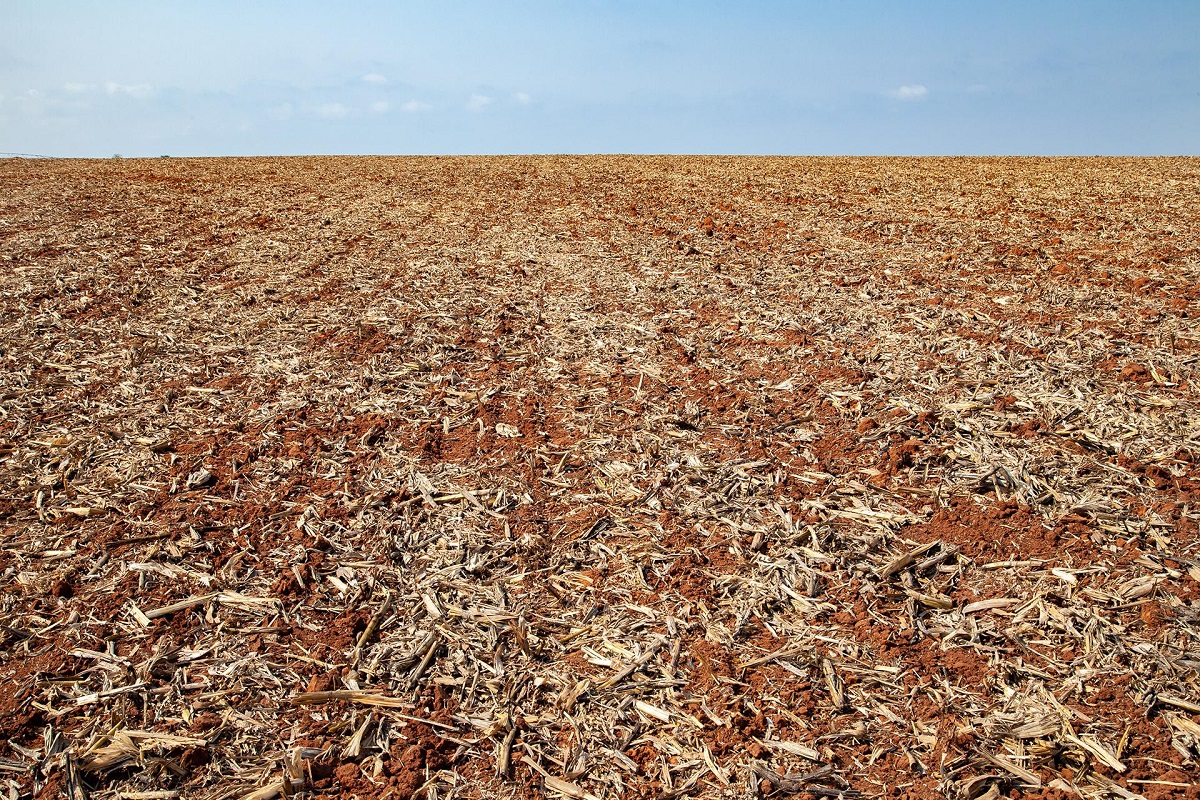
[[2, 156, 1199, 800]]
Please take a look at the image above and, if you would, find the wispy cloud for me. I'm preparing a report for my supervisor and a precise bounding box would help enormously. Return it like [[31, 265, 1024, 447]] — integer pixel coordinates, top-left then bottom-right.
[[369, 100, 390, 113], [466, 93, 493, 111], [63, 82, 88, 94], [104, 81, 154, 99], [267, 103, 294, 121], [362, 73, 388, 85], [316, 102, 349, 118], [513, 91, 532, 105], [890, 84, 928, 100], [401, 100, 431, 112]]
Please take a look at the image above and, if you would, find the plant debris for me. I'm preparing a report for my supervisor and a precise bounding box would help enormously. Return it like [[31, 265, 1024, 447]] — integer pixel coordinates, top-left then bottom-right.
[[1, 156, 1199, 799]]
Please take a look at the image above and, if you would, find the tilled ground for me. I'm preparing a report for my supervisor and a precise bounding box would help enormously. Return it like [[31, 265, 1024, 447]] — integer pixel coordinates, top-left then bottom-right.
[[1, 156, 1199, 800]]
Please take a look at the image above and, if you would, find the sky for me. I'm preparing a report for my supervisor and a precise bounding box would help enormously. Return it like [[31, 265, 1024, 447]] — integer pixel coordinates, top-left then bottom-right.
[[1, 1, 1198, 156]]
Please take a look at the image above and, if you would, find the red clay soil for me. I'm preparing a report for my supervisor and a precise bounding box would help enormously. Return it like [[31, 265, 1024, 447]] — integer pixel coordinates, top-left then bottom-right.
[[1, 156, 1199, 800]]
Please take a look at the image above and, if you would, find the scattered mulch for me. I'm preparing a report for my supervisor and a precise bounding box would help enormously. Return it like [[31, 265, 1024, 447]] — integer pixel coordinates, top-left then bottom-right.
[[1, 155, 1199, 799]]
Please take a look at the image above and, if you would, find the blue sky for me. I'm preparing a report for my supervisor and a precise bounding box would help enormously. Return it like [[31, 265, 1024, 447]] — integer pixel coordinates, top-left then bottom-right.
[[1, 1, 1197, 156]]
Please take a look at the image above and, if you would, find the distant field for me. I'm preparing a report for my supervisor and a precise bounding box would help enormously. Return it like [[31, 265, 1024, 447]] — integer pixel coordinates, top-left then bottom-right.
[[1, 156, 1198, 799]]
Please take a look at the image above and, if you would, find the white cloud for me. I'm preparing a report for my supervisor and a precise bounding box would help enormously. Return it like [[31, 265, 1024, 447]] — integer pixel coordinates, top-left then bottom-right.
[[316, 102, 349, 118], [63, 82, 88, 93], [401, 100, 431, 112], [466, 93, 493, 111], [513, 91, 532, 105], [362, 73, 388, 85], [370, 100, 390, 114], [267, 103, 294, 121], [890, 84, 928, 100], [104, 81, 153, 99]]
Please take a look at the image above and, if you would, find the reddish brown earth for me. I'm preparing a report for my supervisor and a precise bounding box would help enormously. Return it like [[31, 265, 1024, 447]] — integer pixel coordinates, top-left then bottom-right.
[[1, 156, 1199, 799]]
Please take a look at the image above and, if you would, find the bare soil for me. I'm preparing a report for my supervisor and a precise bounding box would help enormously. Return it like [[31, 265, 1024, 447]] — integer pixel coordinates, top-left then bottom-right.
[[1, 156, 1199, 799]]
